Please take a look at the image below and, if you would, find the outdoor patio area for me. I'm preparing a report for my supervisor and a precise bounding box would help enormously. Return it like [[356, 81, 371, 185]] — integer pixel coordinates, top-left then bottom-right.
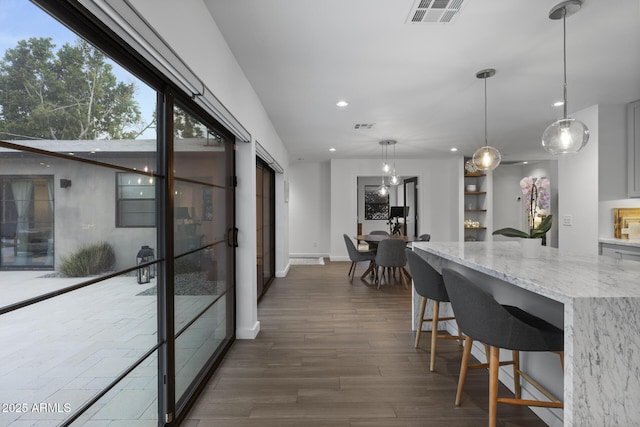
[[0, 270, 227, 426]]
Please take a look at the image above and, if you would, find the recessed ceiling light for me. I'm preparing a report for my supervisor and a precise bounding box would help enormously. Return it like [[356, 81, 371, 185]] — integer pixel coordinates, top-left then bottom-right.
[[450, 147, 458, 152], [553, 101, 564, 107], [336, 100, 349, 107], [329, 147, 336, 152], [523, 161, 529, 164]]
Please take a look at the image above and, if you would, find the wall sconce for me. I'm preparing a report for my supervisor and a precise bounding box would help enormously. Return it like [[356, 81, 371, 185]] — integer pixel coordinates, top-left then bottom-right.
[[60, 179, 72, 188]]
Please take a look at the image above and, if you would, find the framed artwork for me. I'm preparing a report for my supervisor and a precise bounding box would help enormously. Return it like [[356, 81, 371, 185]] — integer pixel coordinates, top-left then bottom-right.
[[364, 185, 389, 220]]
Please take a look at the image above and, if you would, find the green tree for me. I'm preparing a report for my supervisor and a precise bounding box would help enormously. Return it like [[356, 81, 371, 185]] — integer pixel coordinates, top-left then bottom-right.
[[174, 106, 205, 139], [0, 37, 146, 140]]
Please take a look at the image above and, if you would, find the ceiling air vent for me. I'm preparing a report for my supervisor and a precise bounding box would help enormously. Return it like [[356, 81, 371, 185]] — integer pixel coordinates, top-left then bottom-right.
[[354, 123, 375, 129], [406, 0, 467, 24]]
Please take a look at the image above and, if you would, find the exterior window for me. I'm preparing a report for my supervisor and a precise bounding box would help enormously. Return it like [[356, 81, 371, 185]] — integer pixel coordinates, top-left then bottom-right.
[[116, 172, 155, 227]]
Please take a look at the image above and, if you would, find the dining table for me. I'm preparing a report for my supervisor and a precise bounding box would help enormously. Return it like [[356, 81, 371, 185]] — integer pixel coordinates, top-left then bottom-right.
[[356, 234, 415, 244]]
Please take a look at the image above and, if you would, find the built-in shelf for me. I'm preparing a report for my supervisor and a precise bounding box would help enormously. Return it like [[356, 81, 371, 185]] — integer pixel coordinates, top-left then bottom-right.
[[463, 165, 490, 241]]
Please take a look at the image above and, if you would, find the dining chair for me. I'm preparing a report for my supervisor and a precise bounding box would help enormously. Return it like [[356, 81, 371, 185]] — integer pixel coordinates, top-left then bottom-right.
[[405, 249, 462, 371], [343, 234, 376, 283], [441, 268, 564, 427], [419, 233, 431, 241], [374, 238, 409, 289], [370, 230, 389, 235]]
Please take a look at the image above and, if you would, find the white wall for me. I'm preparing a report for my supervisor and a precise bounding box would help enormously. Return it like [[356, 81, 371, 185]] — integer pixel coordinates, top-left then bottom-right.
[[598, 104, 640, 237], [328, 157, 459, 261], [128, 0, 291, 339], [558, 105, 600, 254], [558, 103, 640, 252], [288, 162, 331, 257]]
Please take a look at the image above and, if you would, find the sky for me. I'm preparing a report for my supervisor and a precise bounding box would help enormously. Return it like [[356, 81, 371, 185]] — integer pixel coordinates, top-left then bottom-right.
[[0, 0, 156, 139]]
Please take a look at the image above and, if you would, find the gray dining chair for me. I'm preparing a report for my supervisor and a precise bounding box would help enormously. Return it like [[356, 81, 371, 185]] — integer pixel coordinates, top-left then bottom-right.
[[406, 249, 462, 371], [441, 268, 564, 427], [419, 233, 431, 241], [374, 238, 409, 289], [343, 234, 376, 283], [370, 230, 389, 235]]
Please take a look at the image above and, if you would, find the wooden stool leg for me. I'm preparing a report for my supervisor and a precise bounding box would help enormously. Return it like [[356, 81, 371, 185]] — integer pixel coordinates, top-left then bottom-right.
[[512, 350, 521, 399], [415, 297, 426, 348], [430, 300, 440, 372], [558, 351, 564, 371], [455, 336, 473, 406], [489, 346, 500, 427]]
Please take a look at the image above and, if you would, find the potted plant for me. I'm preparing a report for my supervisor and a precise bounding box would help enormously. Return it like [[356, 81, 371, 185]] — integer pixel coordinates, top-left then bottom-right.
[[493, 177, 552, 256]]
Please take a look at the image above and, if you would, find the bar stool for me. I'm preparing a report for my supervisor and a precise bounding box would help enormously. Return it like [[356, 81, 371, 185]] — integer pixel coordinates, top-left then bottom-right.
[[441, 268, 564, 427], [405, 249, 462, 371]]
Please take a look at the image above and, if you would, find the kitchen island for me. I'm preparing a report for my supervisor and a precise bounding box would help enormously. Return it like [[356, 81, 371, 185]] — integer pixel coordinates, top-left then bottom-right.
[[412, 241, 640, 427]]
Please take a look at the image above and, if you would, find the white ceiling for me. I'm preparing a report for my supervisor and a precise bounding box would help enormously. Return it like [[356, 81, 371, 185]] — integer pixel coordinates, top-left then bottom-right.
[[204, 0, 640, 164]]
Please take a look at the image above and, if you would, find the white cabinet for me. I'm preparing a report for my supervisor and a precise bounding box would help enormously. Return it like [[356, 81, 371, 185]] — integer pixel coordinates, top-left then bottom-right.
[[628, 100, 640, 197], [600, 242, 640, 262]]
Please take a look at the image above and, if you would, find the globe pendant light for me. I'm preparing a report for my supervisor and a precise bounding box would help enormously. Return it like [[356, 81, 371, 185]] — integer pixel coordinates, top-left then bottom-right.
[[472, 68, 501, 171], [542, 0, 589, 155]]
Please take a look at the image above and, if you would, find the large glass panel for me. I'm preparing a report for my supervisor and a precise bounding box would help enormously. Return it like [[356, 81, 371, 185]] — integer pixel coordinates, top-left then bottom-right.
[[173, 104, 233, 406], [0, 271, 158, 426], [256, 160, 275, 299], [0, 2, 160, 425], [69, 351, 159, 426]]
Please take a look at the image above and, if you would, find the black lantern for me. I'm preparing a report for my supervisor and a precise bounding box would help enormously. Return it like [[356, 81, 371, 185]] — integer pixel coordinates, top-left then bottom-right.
[[136, 245, 155, 284]]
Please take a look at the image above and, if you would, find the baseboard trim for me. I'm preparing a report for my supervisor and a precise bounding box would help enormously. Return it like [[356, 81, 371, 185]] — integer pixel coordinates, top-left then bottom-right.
[[236, 321, 260, 339]]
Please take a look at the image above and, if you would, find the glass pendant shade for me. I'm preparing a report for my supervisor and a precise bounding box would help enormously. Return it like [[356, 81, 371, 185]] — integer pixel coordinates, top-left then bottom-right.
[[389, 170, 401, 186], [377, 183, 389, 196], [472, 145, 501, 171], [542, 0, 588, 155], [541, 117, 589, 154], [472, 68, 501, 171]]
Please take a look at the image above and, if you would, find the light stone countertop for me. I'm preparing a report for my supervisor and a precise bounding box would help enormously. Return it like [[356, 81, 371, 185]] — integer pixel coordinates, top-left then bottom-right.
[[412, 240, 640, 427], [412, 240, 640, 302]]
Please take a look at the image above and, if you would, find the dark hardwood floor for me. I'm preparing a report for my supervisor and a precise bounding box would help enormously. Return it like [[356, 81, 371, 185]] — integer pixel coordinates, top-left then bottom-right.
[[183, 260, 548, 426]]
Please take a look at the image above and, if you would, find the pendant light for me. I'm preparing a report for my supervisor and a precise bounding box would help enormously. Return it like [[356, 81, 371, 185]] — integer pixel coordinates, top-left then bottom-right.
[[472, 68, 501, 171], [389, 141, 401, 186], [377, 140, 390, 196], [541, 0, 589, 155], [378, 140, 399, 195]]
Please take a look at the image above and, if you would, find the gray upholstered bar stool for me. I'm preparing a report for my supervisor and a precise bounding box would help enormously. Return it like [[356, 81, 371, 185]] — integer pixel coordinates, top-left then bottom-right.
[[406, 249, 461, 371], [441, 268, 564, 427]]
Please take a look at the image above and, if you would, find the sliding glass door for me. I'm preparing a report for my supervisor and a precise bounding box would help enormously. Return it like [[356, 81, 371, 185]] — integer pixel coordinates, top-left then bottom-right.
[[172, 105, 235, 409], [0, 2, 237, 426], [256, 158, 275, 300]]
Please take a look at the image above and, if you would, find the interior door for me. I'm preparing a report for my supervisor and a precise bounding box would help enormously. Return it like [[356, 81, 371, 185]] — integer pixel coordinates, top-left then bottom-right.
[[403, 177, 418, 237]]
